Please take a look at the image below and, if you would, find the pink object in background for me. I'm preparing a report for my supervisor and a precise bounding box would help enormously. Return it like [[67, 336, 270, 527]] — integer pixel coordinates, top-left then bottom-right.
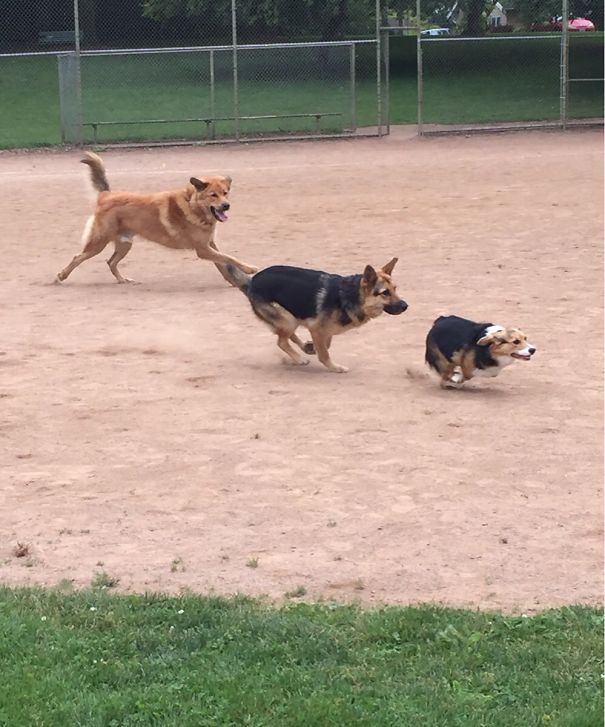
[[568, 17, 596, 31]]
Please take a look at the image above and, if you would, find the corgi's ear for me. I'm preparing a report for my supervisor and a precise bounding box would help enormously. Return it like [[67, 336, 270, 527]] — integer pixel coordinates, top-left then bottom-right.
[[190, 177, 209, 191], [362, 265, 378, 288], [477, 332, 506, 346], [381, 257, 398, 275]]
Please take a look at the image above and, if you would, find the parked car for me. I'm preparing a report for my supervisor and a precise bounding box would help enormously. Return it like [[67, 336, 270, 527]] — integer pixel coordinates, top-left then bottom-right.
[[421, 28, 450, 37]]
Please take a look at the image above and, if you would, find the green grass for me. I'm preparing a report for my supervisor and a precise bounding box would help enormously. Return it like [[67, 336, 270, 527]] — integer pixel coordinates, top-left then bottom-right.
[[0, 587, 602, 726], [0, 34, 602, 147]]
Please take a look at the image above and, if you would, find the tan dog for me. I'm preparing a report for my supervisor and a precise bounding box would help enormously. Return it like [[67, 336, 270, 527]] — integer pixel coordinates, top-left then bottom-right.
[[56, 152, 257, 285]]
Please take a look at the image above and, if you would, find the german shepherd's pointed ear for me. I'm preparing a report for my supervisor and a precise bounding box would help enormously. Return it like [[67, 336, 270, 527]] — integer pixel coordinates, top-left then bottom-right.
[[190, 177, 209, 191], [381, 257, 398, 276], [362, 265, 378, 288]]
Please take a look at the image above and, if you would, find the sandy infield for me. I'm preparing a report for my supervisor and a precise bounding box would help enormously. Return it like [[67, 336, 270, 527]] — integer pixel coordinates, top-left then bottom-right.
[[0, 127, 602, 612]]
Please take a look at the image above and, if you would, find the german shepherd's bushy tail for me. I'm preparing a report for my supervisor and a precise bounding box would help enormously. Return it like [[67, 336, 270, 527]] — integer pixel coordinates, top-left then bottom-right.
[[226, 264, 252, 295], [81, 151, 110, 193]]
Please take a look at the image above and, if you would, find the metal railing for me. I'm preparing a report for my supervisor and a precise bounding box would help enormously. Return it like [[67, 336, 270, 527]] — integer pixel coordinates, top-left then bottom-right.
[[0, 0, 386, 149]]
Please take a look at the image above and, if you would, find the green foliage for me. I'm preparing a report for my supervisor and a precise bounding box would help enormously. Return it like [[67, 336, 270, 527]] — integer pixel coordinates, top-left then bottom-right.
[[142, 0, 375, 40], [0, 587, 602, 726]]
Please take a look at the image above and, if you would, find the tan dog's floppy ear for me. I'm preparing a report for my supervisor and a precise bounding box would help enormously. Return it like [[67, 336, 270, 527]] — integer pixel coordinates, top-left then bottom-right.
[[190, 177, 209, 191], [381, 257, 398, 275]]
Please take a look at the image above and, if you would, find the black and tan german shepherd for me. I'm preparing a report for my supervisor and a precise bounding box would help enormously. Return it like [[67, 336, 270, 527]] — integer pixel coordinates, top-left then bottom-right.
[[227, 259, 408, 373]]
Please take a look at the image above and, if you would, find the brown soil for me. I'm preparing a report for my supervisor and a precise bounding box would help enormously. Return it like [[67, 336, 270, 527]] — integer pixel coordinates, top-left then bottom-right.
[[1, 127, 602, 612]]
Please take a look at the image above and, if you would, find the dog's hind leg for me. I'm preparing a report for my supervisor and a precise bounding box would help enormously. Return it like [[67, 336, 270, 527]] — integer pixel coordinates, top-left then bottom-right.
[[290, 333, 315, 355], [107, 237, 136, 284], [277, 333, 310, 366], [253, 302, 309, 366], [55, 217, 111, 282]]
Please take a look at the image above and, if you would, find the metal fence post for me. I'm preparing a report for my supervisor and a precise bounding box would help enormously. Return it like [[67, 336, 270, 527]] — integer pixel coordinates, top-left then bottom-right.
[[416, 0, 423, 136], [58, 53, 83, 144], [209, 49, 216, 139], [71, 0, 83, 144], [349, 43, 357, 132], [384, 30, 390, 135], [560, 0, 569, 129], [375, 0, 382, 135], [231, 0, 240, 141]]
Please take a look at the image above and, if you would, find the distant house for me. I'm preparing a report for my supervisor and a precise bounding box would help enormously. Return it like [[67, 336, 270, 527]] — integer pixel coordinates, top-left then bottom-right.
[[447, 0, 522, 32], [487, 1, 522, 29]]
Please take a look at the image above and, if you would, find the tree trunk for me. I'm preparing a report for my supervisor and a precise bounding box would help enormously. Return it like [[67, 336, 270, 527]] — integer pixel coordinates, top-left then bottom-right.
[[464, 0, 485, 36], [321, 0, 349, 41]]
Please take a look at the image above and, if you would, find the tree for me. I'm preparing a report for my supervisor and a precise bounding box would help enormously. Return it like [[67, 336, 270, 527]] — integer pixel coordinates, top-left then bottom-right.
[[142, 0, 376, 40], [515, 0, 603, 27]]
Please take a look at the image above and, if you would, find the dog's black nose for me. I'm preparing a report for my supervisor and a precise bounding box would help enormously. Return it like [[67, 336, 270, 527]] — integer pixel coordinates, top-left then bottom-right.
[[529, 347, 536, 355], [222, 202, 230, 211], [383, 300, 408, 315]]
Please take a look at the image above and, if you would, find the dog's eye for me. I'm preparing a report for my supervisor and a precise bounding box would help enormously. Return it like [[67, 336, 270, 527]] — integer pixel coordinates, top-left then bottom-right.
[[380, 290, 390, 297], [513, 339, 520, 345]]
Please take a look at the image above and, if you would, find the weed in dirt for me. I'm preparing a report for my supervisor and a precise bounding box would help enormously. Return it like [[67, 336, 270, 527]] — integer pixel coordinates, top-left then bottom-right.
[[91, 571, 119, 590], [171, 558, 185, 573], [246, 558, 259, 569], [285, 586, 307, 599], [12, 543, 30, 558]]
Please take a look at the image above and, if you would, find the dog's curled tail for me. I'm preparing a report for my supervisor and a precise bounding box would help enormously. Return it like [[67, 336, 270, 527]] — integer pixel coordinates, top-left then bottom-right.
[[81, 152, 110, 193], [225, 264, 252, 295]]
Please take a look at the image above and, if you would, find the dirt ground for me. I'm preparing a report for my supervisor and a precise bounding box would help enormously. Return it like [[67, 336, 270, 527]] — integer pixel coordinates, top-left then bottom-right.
[[1, 128, 602, 613]]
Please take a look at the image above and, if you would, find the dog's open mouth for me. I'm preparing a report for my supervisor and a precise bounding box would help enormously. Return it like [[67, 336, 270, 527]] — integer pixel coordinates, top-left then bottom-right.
[[511, 352, 532, 361], [211, 206, 228, 223]]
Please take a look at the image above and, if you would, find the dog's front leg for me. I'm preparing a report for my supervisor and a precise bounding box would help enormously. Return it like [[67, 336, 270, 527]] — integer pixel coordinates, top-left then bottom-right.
[[309, 330, 348, 373], [208, 238, 239, 286], [195, 245, 257, 275]]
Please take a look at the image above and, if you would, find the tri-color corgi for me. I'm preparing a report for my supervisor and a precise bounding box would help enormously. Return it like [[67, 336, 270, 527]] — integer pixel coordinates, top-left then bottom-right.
[[425, 315, 536, 388]]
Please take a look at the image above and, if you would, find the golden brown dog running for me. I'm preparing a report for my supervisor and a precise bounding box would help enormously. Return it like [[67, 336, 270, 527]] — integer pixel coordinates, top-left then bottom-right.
[[55, 152, 257, 285]]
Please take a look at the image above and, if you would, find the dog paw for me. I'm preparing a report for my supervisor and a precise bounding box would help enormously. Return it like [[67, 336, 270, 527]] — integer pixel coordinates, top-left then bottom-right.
[[329, 364, 349, 374], [441, 379, 464, 390], [117, 277, 139, 285], [244, 265, 259, 274], [284, 357, 310, 366], [54, 275, 64, 284], [302, 342, 316, 355]]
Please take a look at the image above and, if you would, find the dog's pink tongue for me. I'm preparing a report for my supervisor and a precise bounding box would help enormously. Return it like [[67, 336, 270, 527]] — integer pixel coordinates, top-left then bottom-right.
[[217, 210, 228, 222]]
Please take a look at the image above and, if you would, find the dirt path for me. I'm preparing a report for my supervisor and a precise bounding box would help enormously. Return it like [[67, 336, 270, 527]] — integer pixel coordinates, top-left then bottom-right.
[[1, 128, 602, 612]]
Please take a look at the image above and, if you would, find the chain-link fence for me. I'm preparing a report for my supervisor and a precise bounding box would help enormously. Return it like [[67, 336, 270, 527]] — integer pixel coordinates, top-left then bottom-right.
[[0, 0, 387, 148], [413, 0, 603, 134], [1, 1, 602, 147]]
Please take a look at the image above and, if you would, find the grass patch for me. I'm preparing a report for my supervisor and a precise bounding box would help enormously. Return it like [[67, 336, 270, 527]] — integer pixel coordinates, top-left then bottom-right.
[[0, 586, 602, 726], [0, 34, 601, 148]]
